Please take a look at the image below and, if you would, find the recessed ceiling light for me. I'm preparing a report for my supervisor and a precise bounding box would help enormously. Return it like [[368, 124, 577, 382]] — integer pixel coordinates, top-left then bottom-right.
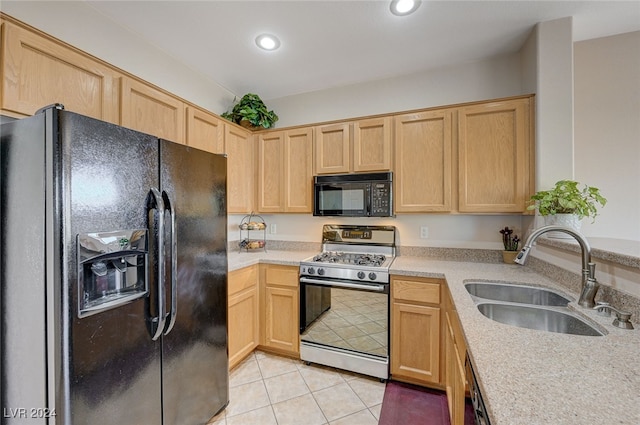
[[255, 34, 281, 51], [390, 0, 421, 16]]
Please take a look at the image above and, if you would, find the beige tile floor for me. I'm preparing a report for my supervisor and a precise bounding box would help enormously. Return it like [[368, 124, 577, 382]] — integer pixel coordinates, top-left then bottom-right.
[[208, 350, 386, 425]]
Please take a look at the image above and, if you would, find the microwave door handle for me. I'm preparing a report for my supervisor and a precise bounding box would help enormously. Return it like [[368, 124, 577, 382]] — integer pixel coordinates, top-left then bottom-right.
[[366, 185, 372, 216]]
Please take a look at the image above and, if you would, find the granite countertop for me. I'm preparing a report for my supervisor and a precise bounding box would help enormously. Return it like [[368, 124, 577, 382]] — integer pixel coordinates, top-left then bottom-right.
[[391, 256, 640, 425], [228, 250, 640, 424], [228, 249, 317, 271]]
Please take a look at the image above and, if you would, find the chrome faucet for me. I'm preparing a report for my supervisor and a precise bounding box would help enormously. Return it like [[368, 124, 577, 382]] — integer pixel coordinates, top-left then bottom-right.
[[513, 225, 599, 308]]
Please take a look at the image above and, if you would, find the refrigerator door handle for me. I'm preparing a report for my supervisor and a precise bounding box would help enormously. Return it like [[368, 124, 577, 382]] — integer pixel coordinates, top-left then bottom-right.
[[147, 187, 167, 341], [163, 190, 178, 335]]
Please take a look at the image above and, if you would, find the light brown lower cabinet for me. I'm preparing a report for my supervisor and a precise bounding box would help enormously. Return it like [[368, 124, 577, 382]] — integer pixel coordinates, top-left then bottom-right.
[[390, 276, 442, 386], [259, 264, 300, 356], [228, 265, 259, 369], [445, 311, 467, 424], [444, 287, 468, 425]]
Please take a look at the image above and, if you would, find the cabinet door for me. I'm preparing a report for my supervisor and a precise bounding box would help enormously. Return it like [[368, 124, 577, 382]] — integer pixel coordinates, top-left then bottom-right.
[[261, 265, 299, 355], [228, 266, 259, 369], [458, 98, 532, 212], [353, 117, 392, 172], [314, 123, 351, 174], [284, 128, 313, 212], [264, 286, 299, 354], [394, 110, 453, 212], [445, 311, 467, 425], [1, 21, 118, 122], [225, 124, 255, 214], [228, 287, 259, 369], [257, 131, 284, 213], [121, 77, 185, 143], [186, 106, 224, 154], [391, 302, 440, 384]]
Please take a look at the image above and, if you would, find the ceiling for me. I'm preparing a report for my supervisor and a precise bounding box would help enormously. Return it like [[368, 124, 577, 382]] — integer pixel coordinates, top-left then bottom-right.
[[84, 1, 640, 100]]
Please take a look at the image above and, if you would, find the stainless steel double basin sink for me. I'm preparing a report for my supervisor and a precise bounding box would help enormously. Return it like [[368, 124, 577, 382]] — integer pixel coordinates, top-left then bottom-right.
[[465, 281, 605, 336]]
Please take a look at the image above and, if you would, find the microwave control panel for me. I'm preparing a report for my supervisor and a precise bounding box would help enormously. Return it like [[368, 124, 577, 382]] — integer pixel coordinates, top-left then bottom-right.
[[370, 182, 392, 216]]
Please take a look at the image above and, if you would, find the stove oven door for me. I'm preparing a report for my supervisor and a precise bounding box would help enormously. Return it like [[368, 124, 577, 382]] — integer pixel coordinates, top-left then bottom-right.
[[299, 277, 389, 372]]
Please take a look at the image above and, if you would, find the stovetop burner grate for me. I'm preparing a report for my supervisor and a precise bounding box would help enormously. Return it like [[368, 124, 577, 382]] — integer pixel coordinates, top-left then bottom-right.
[[312, 251, 387, 267]]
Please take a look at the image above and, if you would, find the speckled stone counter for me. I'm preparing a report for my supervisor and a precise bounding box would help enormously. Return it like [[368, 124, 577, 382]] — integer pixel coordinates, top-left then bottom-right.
[[228, 249, 316, 272], [391, 257, 640, 425], [226, 250, 640, 424]]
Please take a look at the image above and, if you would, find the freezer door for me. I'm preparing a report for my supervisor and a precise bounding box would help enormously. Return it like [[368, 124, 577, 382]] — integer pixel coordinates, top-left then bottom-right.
[[1, 113, 49, 424], [60, 111, 162, 424], [159, 140, 229, 425]]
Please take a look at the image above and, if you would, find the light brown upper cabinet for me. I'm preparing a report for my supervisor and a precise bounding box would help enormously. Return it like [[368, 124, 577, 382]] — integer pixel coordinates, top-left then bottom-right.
[[1, 20, 119, 122], [314, 118, 392, 175], [394, 110, 453, 212], [458, 97, 533, 213], [120, 77, 185, 144], [257, 127, 313, 213], [257, 132, 284, 212], [185, 106, 224, 154], [225, 124, 255, 214], [353, 117, 393, 172], [314, 123, 351, 174]]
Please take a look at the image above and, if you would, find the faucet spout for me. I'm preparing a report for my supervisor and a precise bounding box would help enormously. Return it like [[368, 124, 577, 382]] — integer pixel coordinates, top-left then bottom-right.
[[513, 225, 598, 308]]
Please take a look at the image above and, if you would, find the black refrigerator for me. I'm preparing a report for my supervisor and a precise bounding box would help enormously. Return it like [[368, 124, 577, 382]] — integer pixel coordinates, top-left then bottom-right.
[[1, 105, 229, 424]]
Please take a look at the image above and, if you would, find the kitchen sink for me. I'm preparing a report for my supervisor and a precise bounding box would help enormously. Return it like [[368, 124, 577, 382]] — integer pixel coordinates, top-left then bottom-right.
[[476, 302, 604, 337], [465, 281, 572, 306]]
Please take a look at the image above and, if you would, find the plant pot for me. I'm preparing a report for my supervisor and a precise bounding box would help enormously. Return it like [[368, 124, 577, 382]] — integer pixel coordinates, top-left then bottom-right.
[[502, 251, 519, 264], [239, 119, 259, 130], [543, 213, 582, 238]]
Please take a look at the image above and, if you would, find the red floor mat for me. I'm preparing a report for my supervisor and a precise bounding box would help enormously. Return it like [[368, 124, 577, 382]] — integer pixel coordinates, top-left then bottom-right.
[[378, 381, 451, 425]]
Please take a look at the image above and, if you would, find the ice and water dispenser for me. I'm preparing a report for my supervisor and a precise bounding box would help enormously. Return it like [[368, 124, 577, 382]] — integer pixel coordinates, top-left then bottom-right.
[[77, 229, 148, 317]]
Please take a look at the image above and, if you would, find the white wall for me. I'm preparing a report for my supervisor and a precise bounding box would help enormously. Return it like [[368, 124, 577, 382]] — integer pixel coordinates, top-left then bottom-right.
[[534, 17, 575, 189], [267, 54, 523, 127], [229, 213, 524, 250], [1, 1, 236, 114], [574, 31, 640, 241]]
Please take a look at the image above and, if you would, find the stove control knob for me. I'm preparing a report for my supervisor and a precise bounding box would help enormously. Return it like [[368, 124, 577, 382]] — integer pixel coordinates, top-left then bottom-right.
[[368, 272, 377, 281], [318, 268, 325, 276], [357, 271, 366, 280], [308, 267, 315, 275]]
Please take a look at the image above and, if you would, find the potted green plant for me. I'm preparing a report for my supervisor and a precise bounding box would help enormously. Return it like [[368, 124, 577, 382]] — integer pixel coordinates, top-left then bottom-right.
[[499, 226, 520, 263], [527, 180, 607, 237], [220, 93, 279, 129]]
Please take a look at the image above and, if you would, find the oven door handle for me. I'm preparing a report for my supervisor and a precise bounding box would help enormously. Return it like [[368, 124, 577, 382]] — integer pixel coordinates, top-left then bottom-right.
[[300, 277, 387, 292]]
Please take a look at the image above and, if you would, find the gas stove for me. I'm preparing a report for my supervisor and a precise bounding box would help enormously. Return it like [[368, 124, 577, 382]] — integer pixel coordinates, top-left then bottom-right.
[[300, 225, 396, 284]]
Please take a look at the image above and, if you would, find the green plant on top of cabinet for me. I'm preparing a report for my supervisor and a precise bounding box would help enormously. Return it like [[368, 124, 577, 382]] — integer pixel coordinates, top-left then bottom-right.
[[257, 127, 313, 213]]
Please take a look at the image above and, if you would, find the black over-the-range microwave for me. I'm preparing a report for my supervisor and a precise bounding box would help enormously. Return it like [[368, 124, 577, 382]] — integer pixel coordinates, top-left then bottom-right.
[[313, 172, 393, 217]]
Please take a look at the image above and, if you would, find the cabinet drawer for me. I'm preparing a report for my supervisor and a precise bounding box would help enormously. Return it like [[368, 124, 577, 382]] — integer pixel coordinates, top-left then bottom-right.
[[264, 265, 299, 287], [392, 278, 441, 304], [229, 265, 258, 296]]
